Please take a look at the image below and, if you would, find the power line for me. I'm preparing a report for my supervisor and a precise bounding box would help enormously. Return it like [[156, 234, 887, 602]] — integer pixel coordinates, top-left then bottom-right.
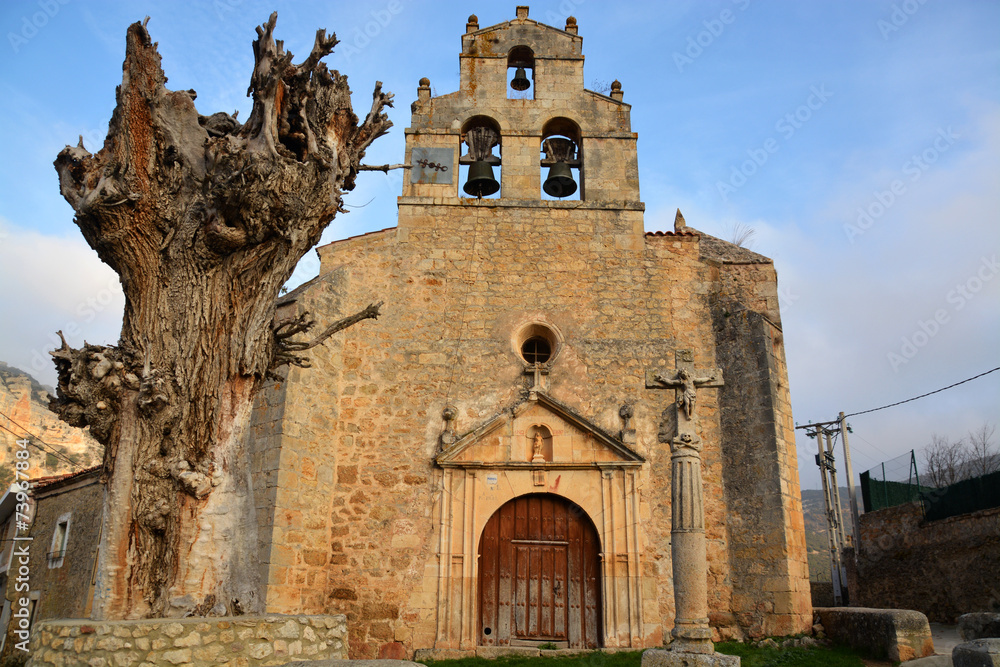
[[0, 421, 82, 471], [843, 429, 892, 459], [0, 410, 86, 470], [843, 366, 1000, 419]]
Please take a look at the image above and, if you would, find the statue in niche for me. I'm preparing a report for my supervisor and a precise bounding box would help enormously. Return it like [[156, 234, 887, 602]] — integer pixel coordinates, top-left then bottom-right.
[[532, 432, 545, 461]]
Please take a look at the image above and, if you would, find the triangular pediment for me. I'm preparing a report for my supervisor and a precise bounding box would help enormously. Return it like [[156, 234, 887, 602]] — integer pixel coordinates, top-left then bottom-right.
[[436, 392, 644, 469]]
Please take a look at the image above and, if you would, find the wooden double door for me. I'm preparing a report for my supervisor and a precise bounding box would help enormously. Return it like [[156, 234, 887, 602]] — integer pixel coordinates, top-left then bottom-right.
[[478, 494, 602, 648]]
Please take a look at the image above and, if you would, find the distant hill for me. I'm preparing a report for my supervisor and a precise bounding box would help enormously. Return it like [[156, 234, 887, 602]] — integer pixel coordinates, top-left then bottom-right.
[[0, 361, 103, 487], [801, 487, 855, 582]]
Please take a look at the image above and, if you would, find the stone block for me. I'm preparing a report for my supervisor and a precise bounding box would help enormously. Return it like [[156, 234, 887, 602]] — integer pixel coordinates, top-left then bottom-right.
[[160, 648, 192, 665], [961, 614, 1000, 640], [476, 646, 541, 658], [642, 648, 740, 666], [161, 622, 185, 638], [814, 607, 934, 662], [192, 644, 225, 662], [953, 639, 1000, 667], [172, 631, 201, 647]]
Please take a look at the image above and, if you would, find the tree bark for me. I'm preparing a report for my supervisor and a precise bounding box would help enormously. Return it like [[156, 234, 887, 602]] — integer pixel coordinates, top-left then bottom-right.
[[49, 14, 390, 618]]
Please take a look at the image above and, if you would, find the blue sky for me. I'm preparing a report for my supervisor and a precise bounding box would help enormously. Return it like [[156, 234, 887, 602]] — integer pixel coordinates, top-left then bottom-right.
[[1, 0, 998, 490]]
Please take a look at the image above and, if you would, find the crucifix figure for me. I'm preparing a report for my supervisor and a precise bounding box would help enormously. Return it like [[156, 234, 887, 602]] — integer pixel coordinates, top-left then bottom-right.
[[643, 350, 737, 665], [651, 366, 722, 422]]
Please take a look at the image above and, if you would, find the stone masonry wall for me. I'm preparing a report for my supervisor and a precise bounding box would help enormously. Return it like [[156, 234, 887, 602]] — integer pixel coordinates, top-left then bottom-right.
[[28, 472, 104, 622], [854, 502, 1000, 622], [255, 205, 809, 655], [247, 372, 289, 598], [28, 615, 347, 667], [263, 209, 711, 652], [711, 261, 811, 638]]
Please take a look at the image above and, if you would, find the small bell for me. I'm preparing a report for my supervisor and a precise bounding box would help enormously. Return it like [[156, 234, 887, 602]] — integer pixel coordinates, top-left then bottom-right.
[[543, 161, 577, 198], [510, 67, 531, 92], [464, 160, 500, 197]]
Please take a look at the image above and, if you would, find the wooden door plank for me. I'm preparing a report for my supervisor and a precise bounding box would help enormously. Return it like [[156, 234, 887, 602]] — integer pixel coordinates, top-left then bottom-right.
[[583, 522, 601, 648], [554, 544, 568, 639], [540, 545, 555, 637], [528, 495, 541, 541], [514, 544, 529, 637], [567, 508, 583, 647], [497, 501, 515, 644], [527, 545, 540, 636], [479, 512, 498, 645]]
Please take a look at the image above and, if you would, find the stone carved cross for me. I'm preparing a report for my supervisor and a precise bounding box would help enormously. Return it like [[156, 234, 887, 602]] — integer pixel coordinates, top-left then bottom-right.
[[645, 349, 723, 429], [643, 350, 736, 662]]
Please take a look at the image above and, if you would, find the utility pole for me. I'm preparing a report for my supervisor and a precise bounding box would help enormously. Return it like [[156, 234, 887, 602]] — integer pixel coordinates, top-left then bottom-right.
[[814, 427, 843, 605], [840, 412, 862, 555], [823, 428, 848, 600], [797, 418, 847, 605]]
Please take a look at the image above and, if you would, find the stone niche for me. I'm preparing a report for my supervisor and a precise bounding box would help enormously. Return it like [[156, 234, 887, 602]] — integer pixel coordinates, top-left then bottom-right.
[[27, 614, 347, 667]]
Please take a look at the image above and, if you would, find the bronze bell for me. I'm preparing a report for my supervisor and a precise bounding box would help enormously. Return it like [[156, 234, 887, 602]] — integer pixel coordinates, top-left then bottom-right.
[[464, 160, 500, 197], [543, 161, 577, 198], [510, 67, 531, 92]]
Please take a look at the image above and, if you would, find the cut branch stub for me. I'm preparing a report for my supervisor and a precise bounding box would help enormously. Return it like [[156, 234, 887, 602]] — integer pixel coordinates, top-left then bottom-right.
[[272, 302, 382, 370], [49, 332, 142, 479]]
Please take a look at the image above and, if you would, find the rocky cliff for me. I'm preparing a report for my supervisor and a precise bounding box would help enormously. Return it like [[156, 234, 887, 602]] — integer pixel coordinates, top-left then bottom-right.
[[0, 361, 102, 486]]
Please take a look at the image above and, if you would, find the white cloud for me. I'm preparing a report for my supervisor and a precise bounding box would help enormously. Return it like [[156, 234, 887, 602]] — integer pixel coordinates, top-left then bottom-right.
[[782, 105, 1000, 488], [0, 217, 123, 386]]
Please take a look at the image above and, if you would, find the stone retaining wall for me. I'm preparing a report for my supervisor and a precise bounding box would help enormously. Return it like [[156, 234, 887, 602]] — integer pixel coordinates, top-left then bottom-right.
[[853, 503, 1000, 622], [27, 614, 347, 667]]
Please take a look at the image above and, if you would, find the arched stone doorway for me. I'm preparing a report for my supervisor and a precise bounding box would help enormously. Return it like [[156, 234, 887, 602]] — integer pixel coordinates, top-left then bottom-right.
[[478, 493, 602, 648]]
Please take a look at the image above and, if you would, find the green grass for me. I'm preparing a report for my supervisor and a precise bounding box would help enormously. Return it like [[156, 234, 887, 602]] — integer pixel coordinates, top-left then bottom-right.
[[715, 641, 886, 666], [416, 643, 889, 667], [419, 650, 643, 667]]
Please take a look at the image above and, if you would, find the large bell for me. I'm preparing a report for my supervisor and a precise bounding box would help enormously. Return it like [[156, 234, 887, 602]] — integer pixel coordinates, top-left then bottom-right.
[[543, 161, 577, 198], [464, 160, 500, 197], [510, 67, 531, 92]]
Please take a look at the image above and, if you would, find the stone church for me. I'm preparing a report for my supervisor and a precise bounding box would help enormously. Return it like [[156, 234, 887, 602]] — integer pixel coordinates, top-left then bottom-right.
[[248, 7, 811, 659]]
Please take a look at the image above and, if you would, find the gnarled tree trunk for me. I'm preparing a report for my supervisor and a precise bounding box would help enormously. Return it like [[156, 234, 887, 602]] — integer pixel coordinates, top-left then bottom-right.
[[49, 14, 391, 619]]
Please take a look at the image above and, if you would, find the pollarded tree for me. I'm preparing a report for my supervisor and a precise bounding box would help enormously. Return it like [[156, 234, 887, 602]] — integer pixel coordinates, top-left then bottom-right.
[[49, 14, 391, 619]]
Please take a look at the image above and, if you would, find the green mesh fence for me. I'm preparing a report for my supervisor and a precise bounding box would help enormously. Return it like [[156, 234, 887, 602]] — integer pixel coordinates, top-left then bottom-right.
[[922, 469, 1000, 521], [860, 450, 931, 512]]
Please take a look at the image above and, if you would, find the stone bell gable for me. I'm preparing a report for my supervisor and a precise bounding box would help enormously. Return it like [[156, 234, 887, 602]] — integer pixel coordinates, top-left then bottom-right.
[[246, 6, 811, 659], [407, 6, 638, 204]]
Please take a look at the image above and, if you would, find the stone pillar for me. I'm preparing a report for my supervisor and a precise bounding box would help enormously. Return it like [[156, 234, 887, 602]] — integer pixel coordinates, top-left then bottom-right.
[[643, 431, 739, 666], [669, 432, 712, 653]]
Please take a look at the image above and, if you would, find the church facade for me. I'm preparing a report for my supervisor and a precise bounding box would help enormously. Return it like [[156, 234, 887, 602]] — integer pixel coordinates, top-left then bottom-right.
[[248, 7, 811, 659]]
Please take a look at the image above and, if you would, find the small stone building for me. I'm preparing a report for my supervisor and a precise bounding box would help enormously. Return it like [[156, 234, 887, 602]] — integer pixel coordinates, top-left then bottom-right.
[[248, 7, 811, 658], [0, 468, 103, 660]]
